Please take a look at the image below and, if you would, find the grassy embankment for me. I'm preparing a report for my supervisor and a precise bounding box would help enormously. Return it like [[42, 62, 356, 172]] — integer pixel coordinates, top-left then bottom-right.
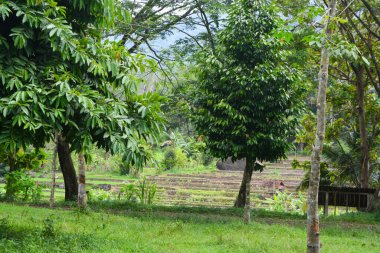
[[0, 202, 379, 253]]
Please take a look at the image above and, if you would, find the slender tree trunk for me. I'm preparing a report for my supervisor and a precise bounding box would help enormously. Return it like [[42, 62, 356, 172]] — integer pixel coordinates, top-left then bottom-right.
[[57, 136, 78, 201], [5, 151, 17, 199], [50, 133, 59, 208], [354, 67, 370, 188], [78, 151, 87, 208], [307, 1, 337, 252], [234, 158, 254, 208]]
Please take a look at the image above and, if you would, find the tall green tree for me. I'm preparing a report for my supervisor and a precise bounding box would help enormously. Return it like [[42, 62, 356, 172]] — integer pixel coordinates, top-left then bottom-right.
[[0, 0, 164, 202], [192, 0, 303, 223]]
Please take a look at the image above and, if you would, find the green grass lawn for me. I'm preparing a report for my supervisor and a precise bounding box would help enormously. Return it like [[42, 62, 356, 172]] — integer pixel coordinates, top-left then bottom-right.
[[0, 203, 379, 253]]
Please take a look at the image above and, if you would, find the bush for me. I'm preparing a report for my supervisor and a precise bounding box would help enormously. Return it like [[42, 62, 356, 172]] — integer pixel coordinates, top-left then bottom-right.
[[161, 148, 186, 170], [88, 189, 114, 202], [4, 171, 42, 202], [200, 153, 214, 166], [136, 176, 157, 205], [264, 191, 307, 214], [118, 177, 157, 205], [118, 184, 137, 202]]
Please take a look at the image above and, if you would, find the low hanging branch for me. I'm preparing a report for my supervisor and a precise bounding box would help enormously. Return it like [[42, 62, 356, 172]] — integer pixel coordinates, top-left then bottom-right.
[[306, 0, 337, 252]]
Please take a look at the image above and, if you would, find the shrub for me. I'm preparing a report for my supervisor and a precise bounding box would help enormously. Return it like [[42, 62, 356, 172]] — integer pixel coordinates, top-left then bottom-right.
[[118, 184, 137, 202], [87, 189, 114, 202], [118, 177, 157, 205], [4, 171, 42, 202], [200, 153, 214, 166], [136, 177, 157, 205], [161, 148, 186, 170], [264, 191, 307, 214]]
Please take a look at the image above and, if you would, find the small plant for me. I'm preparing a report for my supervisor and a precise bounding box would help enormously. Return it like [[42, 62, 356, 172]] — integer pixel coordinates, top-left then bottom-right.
[[0, 217, 11, 238], [264, 191, 307, 214], [42, 218, 55, 238], [5, 171, 42, 202], [87, 189, 114, 202], [118, 184, 137, 202], [136, 176, 157, 205]]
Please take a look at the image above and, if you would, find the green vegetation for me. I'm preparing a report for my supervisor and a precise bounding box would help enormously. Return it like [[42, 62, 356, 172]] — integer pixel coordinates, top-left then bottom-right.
[[0, 0, 379, 252], [0, 203, 379, 253]]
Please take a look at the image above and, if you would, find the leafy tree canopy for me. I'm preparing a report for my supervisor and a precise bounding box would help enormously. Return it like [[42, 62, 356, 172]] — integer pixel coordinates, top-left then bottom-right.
[[192, 0, 305, 164], [0, 0, 164, 168]]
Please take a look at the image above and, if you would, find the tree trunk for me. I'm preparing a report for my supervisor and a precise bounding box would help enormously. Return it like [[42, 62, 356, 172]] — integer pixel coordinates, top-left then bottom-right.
[[354, 67, 370, 188], [57, 136, 78, 201], [50, 133, 58, 208], [244, 158, 254, 224], [234, 158, 254, 208], [5, 151, 17, 199], [367, 188, 380, 211], [307, 1, 337, 253], [78, 151, 87, 208]]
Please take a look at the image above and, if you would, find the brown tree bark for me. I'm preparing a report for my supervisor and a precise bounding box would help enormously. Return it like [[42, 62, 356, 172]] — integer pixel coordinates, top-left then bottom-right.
[[353, 67, 370, 188], [307, 1, 337, 252], [244, 158, 254, 224], [78, 151, 87, 208], [234, 158, 254, 208], [57, 135, 78, 201], [50, 132, 58, 208]]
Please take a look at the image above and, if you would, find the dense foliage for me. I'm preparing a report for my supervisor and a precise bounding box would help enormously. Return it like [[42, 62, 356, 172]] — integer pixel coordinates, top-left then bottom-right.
[[193, 0, 304, 163], [0, 0, 164, 167]]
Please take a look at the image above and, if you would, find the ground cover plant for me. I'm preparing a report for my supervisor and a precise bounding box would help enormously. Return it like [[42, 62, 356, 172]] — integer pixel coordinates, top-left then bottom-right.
[[0, 203, 379, 253]]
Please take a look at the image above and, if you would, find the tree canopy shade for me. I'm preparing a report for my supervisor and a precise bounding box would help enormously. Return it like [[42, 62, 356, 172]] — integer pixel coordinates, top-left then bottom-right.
[[0, 0, 165, 199], [192, 0, 304, 217]]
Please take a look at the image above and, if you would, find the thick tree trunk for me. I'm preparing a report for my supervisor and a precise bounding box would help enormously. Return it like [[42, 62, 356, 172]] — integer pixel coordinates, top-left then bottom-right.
[[307, 1, 337, 252], [234, 158, 254, 208], [57, 136, 78, 201], [244, 158, 254, 224], [50, 133, 58, 208], [78, 151, 87, 208], [354, 67, 370, 188]]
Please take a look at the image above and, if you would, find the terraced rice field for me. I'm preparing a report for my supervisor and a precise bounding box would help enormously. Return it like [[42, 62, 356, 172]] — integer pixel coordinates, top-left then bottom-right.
[[5, 156, 309, 208], [151, 156, 308, 207]]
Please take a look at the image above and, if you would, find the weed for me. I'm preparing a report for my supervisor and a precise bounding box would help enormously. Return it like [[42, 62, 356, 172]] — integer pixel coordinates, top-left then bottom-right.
[[42, 218, 55, 237], [0, 217, 11, 238]]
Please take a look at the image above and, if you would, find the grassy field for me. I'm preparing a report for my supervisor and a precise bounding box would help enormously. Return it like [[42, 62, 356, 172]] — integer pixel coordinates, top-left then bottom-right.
[[0, 203, 379, 253]]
